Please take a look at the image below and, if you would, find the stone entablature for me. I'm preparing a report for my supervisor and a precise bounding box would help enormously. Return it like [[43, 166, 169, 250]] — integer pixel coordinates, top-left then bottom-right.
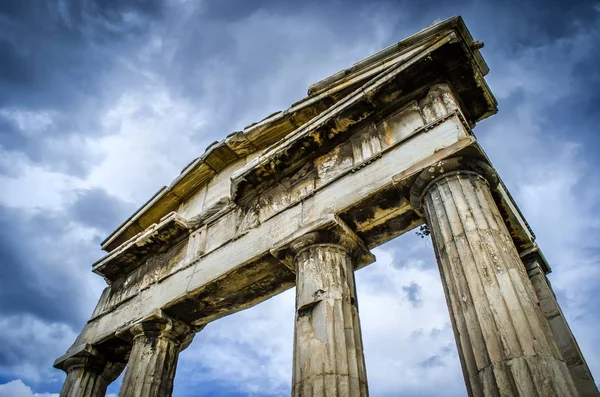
[[87, 85, 472, 326]]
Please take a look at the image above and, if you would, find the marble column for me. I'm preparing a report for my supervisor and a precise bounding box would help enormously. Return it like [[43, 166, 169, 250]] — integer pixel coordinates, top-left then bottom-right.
[[59, 346, 123, 397], [118, 313, 195, 397], [524, 251, 599, 397], [290, 231, 369, 397], [411, 157, 578, 396]]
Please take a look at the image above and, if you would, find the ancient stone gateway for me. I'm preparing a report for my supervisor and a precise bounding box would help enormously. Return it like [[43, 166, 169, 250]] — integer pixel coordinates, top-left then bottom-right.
[[55, 17, 598, 397]]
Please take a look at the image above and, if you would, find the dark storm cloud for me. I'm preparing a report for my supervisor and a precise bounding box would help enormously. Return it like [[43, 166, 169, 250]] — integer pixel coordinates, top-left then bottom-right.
[[156, 0, 457, 139], [0, 0, 167, 175], [198, 0, 469, 23], [0, 114, 22, 151], [419, 355, 445, 368], [403, 282, 423, 307], [0, 207, 89, 326], [0, 111, 103, 177], [0, 188, 133, 328], [0, 0, 166, 108], [69, 187, 135, 232], [0, 315, 72, 370], [543, 36, 600, 148], [197, 0, 599, 52], [476, 5, 600, 162]]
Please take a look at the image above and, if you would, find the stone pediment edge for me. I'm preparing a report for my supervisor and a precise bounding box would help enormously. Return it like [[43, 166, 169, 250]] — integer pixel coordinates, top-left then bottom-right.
[[308, 15, 489, 96], [229, 32, 458, 199]]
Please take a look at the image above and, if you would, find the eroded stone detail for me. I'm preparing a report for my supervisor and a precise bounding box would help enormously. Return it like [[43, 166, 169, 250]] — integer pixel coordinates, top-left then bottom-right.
[[118, 313, 196, 397], [237, 84, 459, 226], [290, 232, 369, 397], [91, 84, 466, 321], [59, 347, 123, 397], [419, 166, 578, 396]]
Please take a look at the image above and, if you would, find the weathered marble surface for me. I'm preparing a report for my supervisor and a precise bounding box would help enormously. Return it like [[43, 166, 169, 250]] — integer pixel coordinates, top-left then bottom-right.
[[62, 89, 477, 360], [418, 163, 578, 396], [58, 347, 123, 397], [58, 18, 502, 368], [118, 313, 195, 397], [524, 252, 600, 397], [288, 229, 369, 397]]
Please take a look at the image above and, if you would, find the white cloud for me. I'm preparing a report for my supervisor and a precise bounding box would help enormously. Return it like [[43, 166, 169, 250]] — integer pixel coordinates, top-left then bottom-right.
[[0, 316, 76, 384], [177, 289, 295, 396], [0, 380, 116, 397], [85, 81, 209, 204], [0, 380, 58, 397], [357, 243, 465, 396]]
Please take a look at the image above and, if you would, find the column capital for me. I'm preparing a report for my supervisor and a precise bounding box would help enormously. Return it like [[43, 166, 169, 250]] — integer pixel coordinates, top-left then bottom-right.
[[60, 345, 106, 374], [58, 344, 125, 392], [271, 214, 375, 272], [117, 311, 198, 397], [117, 310, 197, 350], [288, 229, 357, 258], [409, 156, 498, 211]]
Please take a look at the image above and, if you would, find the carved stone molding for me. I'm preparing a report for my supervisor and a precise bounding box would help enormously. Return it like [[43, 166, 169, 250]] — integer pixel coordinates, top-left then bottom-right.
[[289, 230, 359, 259]]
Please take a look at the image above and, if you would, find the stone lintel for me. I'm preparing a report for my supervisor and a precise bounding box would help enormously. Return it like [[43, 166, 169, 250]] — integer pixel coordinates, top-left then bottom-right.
[[93, 212, 191, 282], [271, 214, 375, 273], [59, 112, 474, 360]]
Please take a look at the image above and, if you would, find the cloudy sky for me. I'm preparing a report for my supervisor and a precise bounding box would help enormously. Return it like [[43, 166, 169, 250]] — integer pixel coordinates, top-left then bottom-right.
[[1, 0, 599, 396]]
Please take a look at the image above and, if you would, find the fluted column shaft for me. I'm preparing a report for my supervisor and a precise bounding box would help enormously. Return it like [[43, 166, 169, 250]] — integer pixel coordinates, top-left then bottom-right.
[[524, 254, 599, 397], [60, 354, 123, 397], [118, 318, 194, 397], [422, 171, 578, 396], [292, 241, 369, 397]]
